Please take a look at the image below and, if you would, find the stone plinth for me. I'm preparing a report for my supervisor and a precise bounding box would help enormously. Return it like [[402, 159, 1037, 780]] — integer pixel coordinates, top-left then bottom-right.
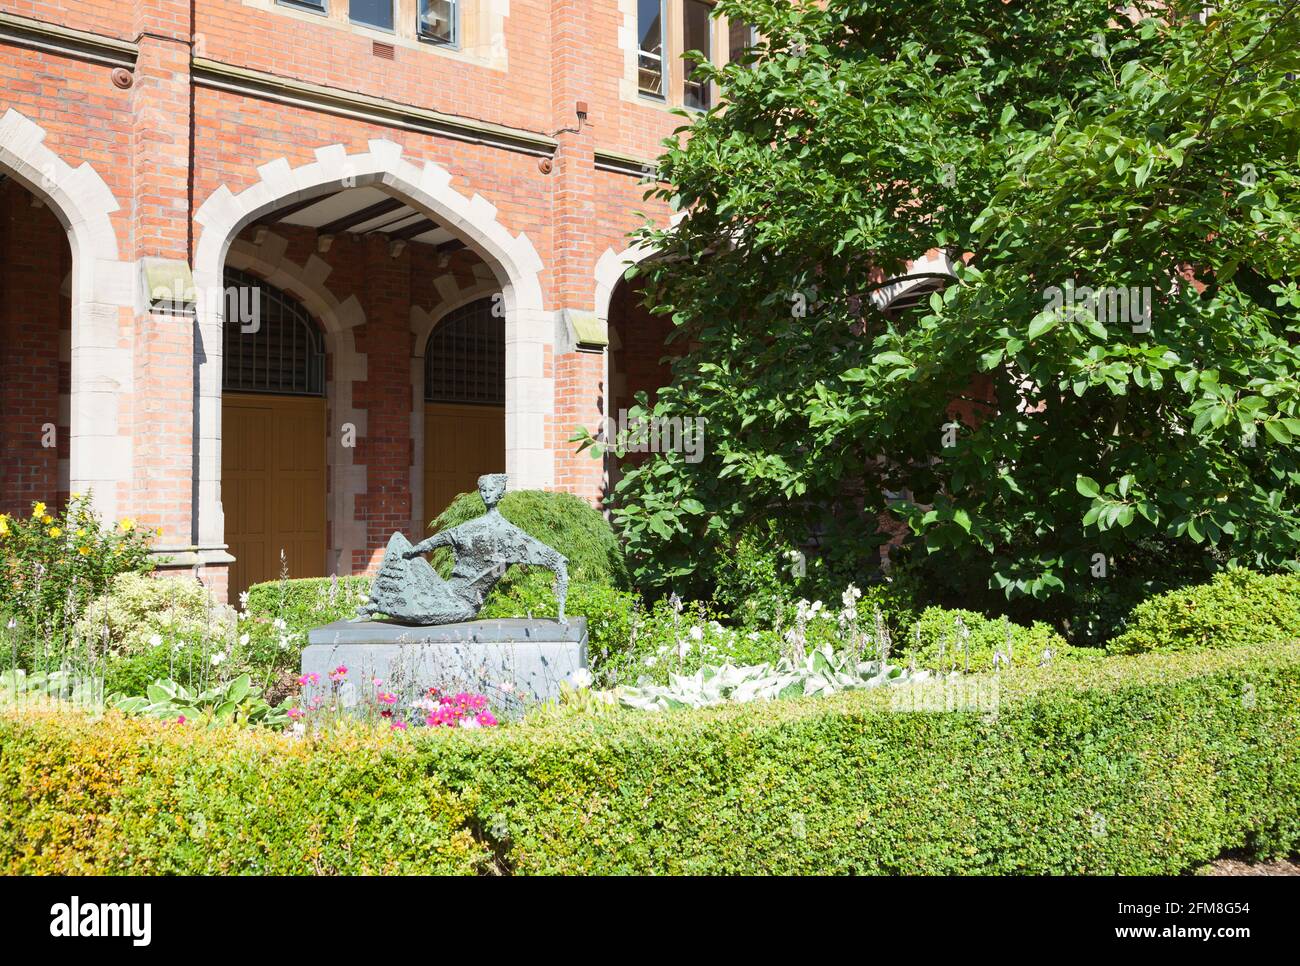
[[302, 617, 588, 707]]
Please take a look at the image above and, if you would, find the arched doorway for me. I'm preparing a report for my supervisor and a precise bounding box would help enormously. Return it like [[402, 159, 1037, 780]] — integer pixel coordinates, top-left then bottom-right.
[[422, 297, 505, 525], [220, 267, 328, 596], [0, 175, 72, 517]]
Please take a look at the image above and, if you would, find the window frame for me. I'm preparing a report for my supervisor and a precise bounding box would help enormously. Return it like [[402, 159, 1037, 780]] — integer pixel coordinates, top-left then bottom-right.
[[349, 0, 396, 33], [417, 0, 460, 49], [277, 0, 328, 16], [636, 0, 669, 101], [682, 0, 714, 112]]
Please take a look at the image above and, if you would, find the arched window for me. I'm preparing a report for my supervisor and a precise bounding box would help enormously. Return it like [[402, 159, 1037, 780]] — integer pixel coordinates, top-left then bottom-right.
[[424, 297, 504, 405], [222, 267, 325, 396]]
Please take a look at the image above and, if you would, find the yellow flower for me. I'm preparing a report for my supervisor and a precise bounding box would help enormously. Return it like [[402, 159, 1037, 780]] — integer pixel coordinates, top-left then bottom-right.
[[0, 515, 9, 538], [119, 517, 136, 533], [156, 527, 164, 537], [78, 546, 90, 556], [32, 502, 46, 518], [70, 492, 82, 501], [41, 515, 53, 525], [76, 528, 87, 538], [48, 527, 62, 538]]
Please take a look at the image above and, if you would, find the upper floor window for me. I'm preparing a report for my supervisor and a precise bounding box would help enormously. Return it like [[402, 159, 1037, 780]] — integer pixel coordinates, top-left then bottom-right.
[[728, 18, 756, 63], [419, 0, 457, 45], [637, 0, 666, 99], [683, 0, 713, 110], [350, 0, 393, 31], [280, 0, 327, 14]]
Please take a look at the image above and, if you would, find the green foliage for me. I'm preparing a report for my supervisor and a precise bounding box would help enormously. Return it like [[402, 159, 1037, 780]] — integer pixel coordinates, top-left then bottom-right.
[[606, 0, 1300, 614], [430, 488, 628, 588], [241, 575, 371, 681], [710, 523, 804, 626], [114, 674, 289, 729], [616, 645, 915, 711], [901, 606, 1100, 673], [76, 573, 237, 658], [0, 669, 103, 712], [0, 494, 155, 647], [3, 642, 1298, 873], [1108, 570, 1300, 655]]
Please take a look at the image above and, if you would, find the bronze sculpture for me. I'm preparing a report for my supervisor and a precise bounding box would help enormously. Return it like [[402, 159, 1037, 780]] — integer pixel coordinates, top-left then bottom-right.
[[357, 474, 569, 625]]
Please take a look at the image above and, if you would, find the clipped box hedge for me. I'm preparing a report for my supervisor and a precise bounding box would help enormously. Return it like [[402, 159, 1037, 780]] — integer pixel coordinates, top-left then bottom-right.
[[2, 642, 1298, 874]]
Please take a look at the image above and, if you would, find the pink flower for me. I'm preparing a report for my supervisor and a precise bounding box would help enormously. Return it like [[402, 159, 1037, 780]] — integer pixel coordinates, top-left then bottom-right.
[[377, 692, 398, 705], [372, 677, 383, 686], [298, 672, 319, 686], [287, 707, 303, 720], [390, 719, 407, 731], [328, 664, 348, 682], [176, 715, 186, 725], [476, 711, 498, 728]]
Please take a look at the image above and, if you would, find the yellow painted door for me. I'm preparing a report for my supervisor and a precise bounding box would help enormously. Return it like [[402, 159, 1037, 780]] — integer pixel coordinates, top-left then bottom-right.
[[424, 403, 505, 528], [223, 394, 327, 597]]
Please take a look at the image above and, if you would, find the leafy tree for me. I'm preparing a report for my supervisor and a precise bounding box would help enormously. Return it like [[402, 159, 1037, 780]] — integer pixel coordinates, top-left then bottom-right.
[[599, 0, 1300, 627]]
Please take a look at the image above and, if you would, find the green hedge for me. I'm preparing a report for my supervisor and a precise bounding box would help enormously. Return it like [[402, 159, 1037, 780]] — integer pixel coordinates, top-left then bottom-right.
[[2, 642, 1297, 874], [901, 606, 1102, 673], [1108, 569, 1300, 655], [430, 489, 628, 588]]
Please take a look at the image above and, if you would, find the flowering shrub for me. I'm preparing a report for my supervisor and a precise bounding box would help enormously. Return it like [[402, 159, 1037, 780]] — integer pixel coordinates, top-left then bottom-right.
[[76, 573, 237, 659], [0, 494, 157, 651]]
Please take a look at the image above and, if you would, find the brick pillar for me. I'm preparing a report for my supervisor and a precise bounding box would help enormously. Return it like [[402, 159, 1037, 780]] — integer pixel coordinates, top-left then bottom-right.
[[128, 3, 204, 572], [353, 235, 415, 572], [549, 0, 607, 503]]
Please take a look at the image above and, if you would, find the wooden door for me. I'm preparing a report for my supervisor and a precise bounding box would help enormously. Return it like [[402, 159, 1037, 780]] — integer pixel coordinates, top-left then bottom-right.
[[424, 403, 505, 528], [223, 394, 327, 597]]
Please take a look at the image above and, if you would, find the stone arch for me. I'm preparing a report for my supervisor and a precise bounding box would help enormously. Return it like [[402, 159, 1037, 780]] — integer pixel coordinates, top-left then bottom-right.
[[192, 139, 553, 554], [225, 231, 369, 573], [0, 108, 132, 520]]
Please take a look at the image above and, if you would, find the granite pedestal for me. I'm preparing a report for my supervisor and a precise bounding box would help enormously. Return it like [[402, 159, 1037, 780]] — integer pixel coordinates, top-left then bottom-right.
[[302, 617, 588, 708]]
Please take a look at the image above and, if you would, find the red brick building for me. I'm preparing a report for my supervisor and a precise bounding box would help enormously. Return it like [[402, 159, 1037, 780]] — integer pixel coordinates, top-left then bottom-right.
[[0, 0, 757, 598]]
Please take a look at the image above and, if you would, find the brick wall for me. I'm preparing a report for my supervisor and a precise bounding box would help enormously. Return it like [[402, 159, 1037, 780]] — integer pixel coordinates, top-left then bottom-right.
[[0, 0, 682, 596]]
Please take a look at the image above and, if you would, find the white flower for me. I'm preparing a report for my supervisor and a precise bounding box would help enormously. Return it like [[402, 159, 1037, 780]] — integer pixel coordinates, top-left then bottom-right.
[[644, 654, 658, 667], [210, 651, 227, 666], [239, 632, 250, 647], [278, 635, 292, 652], [688, 625, 704, 642], [569, 668, 593, 689], [675, 638, 692, 659], [239, 591, 250, 609], [272, 618, 287, 632], [148, 634, 163, 649]]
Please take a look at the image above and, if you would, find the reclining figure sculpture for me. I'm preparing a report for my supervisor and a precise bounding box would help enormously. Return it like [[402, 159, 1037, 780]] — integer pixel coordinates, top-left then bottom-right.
[[357, 473, 568, 626]]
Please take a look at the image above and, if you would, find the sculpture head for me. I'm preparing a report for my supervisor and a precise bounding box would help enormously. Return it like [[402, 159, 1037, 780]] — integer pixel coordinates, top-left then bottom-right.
[[478, 473, 508, 509]]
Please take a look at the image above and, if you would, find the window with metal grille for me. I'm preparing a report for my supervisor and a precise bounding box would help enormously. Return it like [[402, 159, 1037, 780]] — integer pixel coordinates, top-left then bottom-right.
[[424, 298, 504, 405], [222, 268, 325, 396]]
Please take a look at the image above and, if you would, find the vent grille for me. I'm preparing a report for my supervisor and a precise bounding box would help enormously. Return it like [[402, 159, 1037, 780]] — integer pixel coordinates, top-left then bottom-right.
[[372, 41, 395, 60]]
